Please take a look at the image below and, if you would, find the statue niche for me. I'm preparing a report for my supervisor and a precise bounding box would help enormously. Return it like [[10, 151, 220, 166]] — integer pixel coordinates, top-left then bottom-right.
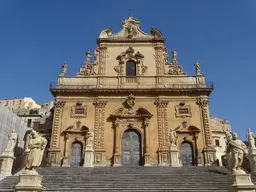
[[114, 46, 147, 76]]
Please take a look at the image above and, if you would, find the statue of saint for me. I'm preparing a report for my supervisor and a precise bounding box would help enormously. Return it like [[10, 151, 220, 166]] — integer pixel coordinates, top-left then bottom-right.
[[61, 62, 67, 76], [85, 50, 92, 64], [169, 128, 177, 145], [194, 60, 202, 76], [25, 130, 47, 172], [5, 129, 17, 152], [246, 128, 255, 149], [86, 130, 94, 147], [227, 132, 247, 172]]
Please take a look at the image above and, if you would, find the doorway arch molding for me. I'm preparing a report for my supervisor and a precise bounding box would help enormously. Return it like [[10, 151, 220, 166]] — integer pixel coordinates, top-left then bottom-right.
[[110, 98, 153, 166]]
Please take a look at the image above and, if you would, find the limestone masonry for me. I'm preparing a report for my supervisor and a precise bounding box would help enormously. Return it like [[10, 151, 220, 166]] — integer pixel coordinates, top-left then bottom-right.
[[46, 14, 228, 167]]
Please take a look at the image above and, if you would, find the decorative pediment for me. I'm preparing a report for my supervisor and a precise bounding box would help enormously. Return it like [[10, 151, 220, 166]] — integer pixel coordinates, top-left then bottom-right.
[[110, 94, 152, 119], [175, 121, 200, 133], [62, 121, 89, 134], [165, 49, 186, 76], [99, 14, 164, 41], [114, 46, 147, 75], [76, 49, 99, 76]]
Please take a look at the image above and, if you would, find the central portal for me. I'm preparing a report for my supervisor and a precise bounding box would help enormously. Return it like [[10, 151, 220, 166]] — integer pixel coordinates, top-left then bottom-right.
[[122, 129, 141, 166]]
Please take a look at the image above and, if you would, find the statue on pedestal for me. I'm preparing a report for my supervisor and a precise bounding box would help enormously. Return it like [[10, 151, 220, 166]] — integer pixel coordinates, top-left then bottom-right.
[[5, 129, 17, 152], [227, 132, 246, 172], [25, 130, 47, 172], [169, 129, 177, 146], [246, 128, 256, 149], [86, 130, 94, 147], [6, 129, 17, 152]]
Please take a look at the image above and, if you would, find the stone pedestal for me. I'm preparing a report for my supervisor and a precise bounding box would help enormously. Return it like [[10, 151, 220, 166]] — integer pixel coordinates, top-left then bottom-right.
[[61, 156, 69, 167], [144, 153, 151, 167], [169, 144, 180, 167], [249, 148, 256, 174], [14, 170, 43, 192], [202, 147, 216, 166], [83, 146, 94, 167], [228, 170, 256, 192], [0, 151, 15, 180]]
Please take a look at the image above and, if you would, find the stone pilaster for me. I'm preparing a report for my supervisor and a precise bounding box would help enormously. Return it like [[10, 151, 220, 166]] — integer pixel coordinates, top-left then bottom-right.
[[154, 99, 169, 166], [48, 101, 65, 167], [143, 118, 151, 166], [154, 45, 165, 75], [98, 45, 107, 75], [93, 99, 107, 166], [197, 96, 216, 165], [62, 134, 69, 167], [113, 118, 122, 166]]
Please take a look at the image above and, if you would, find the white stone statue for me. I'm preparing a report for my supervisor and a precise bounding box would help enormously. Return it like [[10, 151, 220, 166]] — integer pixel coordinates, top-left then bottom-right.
[[246, 128, 255, 149], [25, 130, 47, 172], [86, 130, 94, 147], [5, 129, 17, 152], [169, 129, 177, 146], [227, 132, 247, 172]]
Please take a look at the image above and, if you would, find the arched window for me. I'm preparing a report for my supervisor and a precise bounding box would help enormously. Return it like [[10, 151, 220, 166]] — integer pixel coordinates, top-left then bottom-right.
[[126, 60, 136, 76]]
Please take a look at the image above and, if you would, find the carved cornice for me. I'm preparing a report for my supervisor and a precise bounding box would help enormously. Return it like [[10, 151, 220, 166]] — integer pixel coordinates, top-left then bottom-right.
[[154, 99, 169, 107], [54, 101, 66, 108], [93, 99, 108, 108]]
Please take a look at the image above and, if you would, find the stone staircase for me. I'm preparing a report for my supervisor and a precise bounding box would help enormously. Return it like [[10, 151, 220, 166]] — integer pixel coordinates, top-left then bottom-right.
[[0, 166, 252, 192]]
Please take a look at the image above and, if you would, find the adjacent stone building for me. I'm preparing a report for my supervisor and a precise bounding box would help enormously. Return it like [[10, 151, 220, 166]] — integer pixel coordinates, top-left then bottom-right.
[[48, 15, 226, 167], [0, 97, 41, 111], [210, 117, 231, 166], [0, 105, 27, 155]]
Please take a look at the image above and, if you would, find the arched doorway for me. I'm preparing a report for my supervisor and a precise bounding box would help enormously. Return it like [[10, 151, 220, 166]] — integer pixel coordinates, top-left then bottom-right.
[[180, 141, 194, 166], [122, 129, 141, 166], [69, 142, 82, 167]]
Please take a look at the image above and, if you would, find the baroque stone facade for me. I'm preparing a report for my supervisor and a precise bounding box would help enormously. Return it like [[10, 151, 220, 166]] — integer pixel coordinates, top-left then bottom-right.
[[48, 15, 221, 167]]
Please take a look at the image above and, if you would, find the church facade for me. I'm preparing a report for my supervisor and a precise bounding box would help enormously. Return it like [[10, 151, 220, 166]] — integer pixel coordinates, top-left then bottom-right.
[[48, 15, 218, 167]]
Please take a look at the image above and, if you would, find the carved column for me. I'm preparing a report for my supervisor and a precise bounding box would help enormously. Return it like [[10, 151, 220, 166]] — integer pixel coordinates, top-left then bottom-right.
[[62, 134, 69, 167], [113, 118, 122, 166], [48, 101, 65, 167], [197, 96, 216, 165], [143, 118, 151, 166], [93, 99, 107, 166], [154, 99, 169, 166]]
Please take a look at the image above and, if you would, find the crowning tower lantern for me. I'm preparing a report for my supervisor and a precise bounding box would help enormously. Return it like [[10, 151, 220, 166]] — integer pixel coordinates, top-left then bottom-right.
[[49, 14, 215, 167]]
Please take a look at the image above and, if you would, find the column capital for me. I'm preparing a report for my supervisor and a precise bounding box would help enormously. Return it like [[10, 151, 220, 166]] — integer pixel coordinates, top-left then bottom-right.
[[54, 101, 66, 108], [196, 96, 209, 107], [93, 99, 108, 108], [154, 99, 169, 107]]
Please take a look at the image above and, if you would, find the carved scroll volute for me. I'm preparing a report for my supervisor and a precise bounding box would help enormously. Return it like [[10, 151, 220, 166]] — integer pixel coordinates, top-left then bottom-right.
[[143, 117, 150, 127], [114, 118, 123, 128]]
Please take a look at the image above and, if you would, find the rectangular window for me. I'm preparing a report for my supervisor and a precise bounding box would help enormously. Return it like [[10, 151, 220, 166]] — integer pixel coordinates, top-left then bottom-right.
[[215, 139, 220, 146], [75, 107, 85, 115], [27, 119, 32, 127], [178, 107, 189, 114]]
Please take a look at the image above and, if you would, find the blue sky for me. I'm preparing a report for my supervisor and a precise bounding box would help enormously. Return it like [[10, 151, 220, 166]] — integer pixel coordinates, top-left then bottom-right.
[[0, 0, 255, 139]]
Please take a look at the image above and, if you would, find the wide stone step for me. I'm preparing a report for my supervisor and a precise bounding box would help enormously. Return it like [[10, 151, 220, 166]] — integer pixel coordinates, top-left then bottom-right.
[[0, 166, 245, 192]]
